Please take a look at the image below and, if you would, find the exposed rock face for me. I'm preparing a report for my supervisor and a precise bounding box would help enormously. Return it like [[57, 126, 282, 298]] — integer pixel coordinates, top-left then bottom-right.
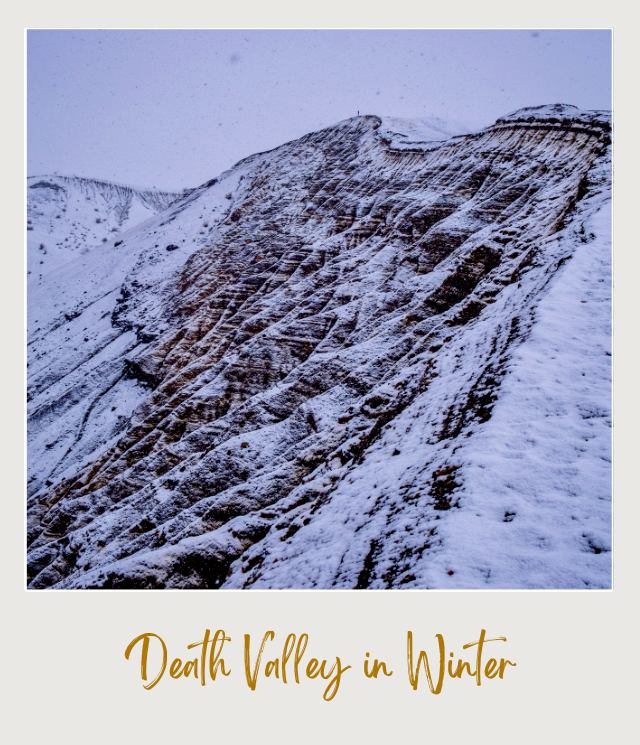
[[27, 105, 612, 589]]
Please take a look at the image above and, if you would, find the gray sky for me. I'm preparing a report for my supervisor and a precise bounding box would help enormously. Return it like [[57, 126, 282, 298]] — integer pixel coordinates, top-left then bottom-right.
[[27, 29, 611, 191]]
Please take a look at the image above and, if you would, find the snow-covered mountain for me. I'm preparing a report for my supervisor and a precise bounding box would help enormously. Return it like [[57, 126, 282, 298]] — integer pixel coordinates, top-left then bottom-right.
[[27, 175, 181, 282], [26, 105, 612, 589], [377, 115, 471, 150]]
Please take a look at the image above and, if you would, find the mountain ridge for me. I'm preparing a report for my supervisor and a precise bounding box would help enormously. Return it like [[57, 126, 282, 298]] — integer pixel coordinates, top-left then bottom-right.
[[27, 105, 612, 589], [27, 174, 183, 283]]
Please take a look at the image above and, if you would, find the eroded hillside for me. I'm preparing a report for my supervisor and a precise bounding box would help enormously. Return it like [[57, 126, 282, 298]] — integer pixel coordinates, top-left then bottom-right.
[[27, 105, 612, 589]]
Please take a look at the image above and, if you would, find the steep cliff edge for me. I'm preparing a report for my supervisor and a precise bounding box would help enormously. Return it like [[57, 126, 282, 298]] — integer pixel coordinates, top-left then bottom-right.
[[27, 105, 612, 589]]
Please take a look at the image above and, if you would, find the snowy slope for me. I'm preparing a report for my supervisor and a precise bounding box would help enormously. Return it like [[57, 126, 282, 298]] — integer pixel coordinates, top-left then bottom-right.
[[27, 168, 250, 497], [435, 197, 611, 588], [27, 175, 181, 282], [26, 106, 612, 589], [377, 115, 470, 150]]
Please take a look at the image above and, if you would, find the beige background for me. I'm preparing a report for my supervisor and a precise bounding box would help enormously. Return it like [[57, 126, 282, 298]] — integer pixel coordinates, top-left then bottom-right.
[[2, 2, 637, 742]]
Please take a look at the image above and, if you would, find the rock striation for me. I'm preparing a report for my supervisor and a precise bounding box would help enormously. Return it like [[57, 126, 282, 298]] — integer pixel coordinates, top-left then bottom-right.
[[27, 105, 612, 589]]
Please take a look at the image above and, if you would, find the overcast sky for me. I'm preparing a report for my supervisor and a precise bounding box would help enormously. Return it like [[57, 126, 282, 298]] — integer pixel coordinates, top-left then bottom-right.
[[27, 29, 612, 191]]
